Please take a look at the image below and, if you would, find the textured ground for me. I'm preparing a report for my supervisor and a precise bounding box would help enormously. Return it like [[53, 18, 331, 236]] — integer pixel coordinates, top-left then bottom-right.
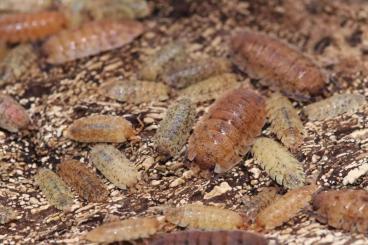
[[2, 0, 368, 244]]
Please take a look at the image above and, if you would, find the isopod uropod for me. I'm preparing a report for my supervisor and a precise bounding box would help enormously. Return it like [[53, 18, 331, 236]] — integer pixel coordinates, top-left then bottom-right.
[[312, 189, 368, 233], [0, 11, 66, 43], [64, 115, 137, 143], [90, 144, 139, 189], [164, 204, 248, 230], [0, 94, 30, 133], [230, 30, 326, 98], [57, 160, 109, 202], [251, 137, 305, 189], [188, 88, 266, 173], [43, 19, 144, 64]]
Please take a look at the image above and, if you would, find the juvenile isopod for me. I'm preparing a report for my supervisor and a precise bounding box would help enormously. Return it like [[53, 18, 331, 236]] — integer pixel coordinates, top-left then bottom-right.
[[251, 137, 305, 189], [57, 160, 108, 202], [187, 88, 266, 173], [304, 93, 366, 121], [140, 41, 186, 81], [266, 93, 304, 150], [0, 204, 18, 225], [178, 73, 240, 103], [255, 184, 318, 230], [42, 19, 144, 64], [230, 30, 326, 98], [34, 168, 74, 211], [162, 57, 231, 89], [99, 79, 170, 104], [150, 230, 268, 245], [0, 11, 66, 43], [90, 144, 139, 189], [153, 98, 196, 157], [0, 94, 30, 133], [164, 204, 248, 230], [312, 189, 368, 233], [242, 187, 280, 223], [64, 115, 137, 143], [0, 44, 38, 85], [85, 216, 161, 243]]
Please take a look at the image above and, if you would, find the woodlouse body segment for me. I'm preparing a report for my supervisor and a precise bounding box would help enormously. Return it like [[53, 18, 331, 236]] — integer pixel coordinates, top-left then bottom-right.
[[154, 98, 196, 157], [251, 137, 305, 189], [179, 73, 240, 103], [90, 144, 139, 189], [266, 93, 304, 150], [57, 160, 108, 202], [99, 79, 170, 104], [0, 204, 18, 225], [256, 184, 318, 230], [312, 189, 368, 233], [85, 217, 161, 243], [164, 204, 247, 230], [304, 93, 366, 121], [64, 115, 137, 143], [230, 31, 326, 97], [150, 230, 268, 245], [162, 57, 231, 89], [0, 11, 66, 43], [140, 41, 186, 81], [42, 20, 144, 64], [34, 168, 74, 211], [0, 94, 30, 133], [188, 88, 266, 173]]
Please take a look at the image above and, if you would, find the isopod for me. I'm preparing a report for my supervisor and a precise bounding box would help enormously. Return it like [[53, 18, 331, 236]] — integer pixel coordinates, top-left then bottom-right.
[[140, 41, 186, 81], [162, 57, 231, 89], [304, 93, 366, 121], [153, 98, 196, 157], [64, 115, 137, 143], [0, 204, 18, 225], [34, 168, 74, 211], [242, 187, 280, 223], [0, 94, 30, 133], [187, 88, 266, 173], [256, 184, 318, 230], [251, 137, 305, 189], [0, 44, 38, 85], [99, 79, 170, 104], [0, 0, 53, 13], [0, 11, 66, 43], [312, 189, 368, 233], [57, 160, 108, 202], [230, 30, 326, 98], [90, 144, 139, 189], [178, 73, 240, 103], [85, 217, 161, 243], [266, 93, 304, 150], [42, 19, 144, 64], [150, 230, 268, 245], [164, 204, 248, 230]]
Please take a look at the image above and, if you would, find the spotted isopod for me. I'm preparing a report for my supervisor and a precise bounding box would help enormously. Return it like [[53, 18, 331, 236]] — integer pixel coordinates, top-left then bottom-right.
[[0, 94, 30, 133]]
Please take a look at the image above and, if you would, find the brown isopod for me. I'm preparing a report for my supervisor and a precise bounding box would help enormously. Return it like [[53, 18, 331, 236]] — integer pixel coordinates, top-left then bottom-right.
[[187, 88, 266, 173], [57, 160, 108, 202], [266, 93, 304, 150], [312, 189, 368, 233], [150, 230, 268, 245], [304, 93, 366, 121], [42, 19, 144, 64], [230, 30, 326, 98], [0, 11, 66, 43], [0, 94, 30, 133], [0, 204, 18, 225], [85, 217, 161, 243], [256, 184, 318, 230], [153, 98, 196, 157], [64, 115, 137, 143], [99, 79, 170, 104], [164, 204, 248, 230], [162, 57, 231, 89]]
